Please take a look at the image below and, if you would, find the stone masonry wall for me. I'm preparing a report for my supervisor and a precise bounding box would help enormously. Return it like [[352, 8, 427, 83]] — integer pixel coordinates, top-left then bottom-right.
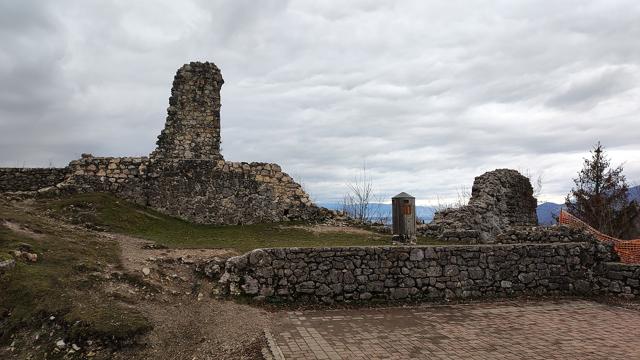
[[145, 159, 319, 224], [150, 62, 223, 161], [61, 154, 149, 203], [219, 242, 616, 303], [66, 154, 149, 190], [596, 262, 640, 298], [0, 61, 325, 225], [0, 168, 70, 192], [427, 169, 538, 243], [495, 225, 595, 244], [53, 155, 319, 224]]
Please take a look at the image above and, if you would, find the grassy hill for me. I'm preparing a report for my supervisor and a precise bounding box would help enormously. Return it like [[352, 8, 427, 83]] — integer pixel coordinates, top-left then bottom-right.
[[40, 193, 446, 253], [41, 193, 433, 253]]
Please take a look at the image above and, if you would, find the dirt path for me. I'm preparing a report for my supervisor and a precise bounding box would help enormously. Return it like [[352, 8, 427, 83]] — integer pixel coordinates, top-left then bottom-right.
[[1, 196, 275, 360], [106, 234, 275, 360]]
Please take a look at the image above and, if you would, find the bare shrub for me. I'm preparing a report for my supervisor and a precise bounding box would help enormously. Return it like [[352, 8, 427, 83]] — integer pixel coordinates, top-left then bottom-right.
[[341, 163, 383, 223]]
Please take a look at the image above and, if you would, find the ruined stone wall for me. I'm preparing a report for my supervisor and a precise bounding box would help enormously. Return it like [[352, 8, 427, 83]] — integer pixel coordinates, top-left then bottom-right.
[[150, 62, 223, 161], [0, 168, 70, 192], [66, 154, 149, 189], [0, 61, 325, 225], [219, 242, 616, 303], [428, 169, 538, 243], [145, 160, 318, 224], [61, 154, 149, 203], [141, 61, 322, 223], [53, 156, 319, 224]]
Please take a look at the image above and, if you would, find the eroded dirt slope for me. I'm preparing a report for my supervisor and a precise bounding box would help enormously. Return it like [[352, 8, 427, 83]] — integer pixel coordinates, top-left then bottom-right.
[[0, 196, 273, 359]]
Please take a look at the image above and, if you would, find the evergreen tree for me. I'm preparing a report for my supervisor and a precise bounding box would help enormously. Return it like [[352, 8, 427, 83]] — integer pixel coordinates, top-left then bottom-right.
[[565, 142, 639, 237]]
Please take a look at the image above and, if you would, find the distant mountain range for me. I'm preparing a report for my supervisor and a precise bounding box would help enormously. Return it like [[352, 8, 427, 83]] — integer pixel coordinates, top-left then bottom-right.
[[536, 185, 640, 225], [316, 202, 436, 223], [319, 185, 640, 226], [536, 202, 565, 225], [630, 185, 640, 203]]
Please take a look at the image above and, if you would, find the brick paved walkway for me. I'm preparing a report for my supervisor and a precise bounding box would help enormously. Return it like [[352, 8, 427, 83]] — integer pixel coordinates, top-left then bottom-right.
[[271, 300, 640, 359]]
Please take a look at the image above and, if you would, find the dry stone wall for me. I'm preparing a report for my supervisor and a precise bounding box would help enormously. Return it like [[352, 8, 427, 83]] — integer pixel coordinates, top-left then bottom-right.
[[495, 226, 595, 244], [62, 154, 149, 203], [427, 169, 538, 243], [219, 242, 616, 303], [596, 262, 640, 297], [145, 160, 319, 224], [0, 168, 69, 192]]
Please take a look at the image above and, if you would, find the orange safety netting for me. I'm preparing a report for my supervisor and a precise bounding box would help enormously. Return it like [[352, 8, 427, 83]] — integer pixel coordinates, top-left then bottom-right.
[[558, 209, 640, 264]]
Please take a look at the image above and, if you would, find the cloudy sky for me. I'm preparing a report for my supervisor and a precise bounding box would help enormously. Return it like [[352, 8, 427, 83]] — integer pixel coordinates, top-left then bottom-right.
[[1, 0, 639, 205]]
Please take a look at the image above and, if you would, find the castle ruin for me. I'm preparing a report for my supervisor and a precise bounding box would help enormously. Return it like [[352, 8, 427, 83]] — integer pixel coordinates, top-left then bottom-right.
[[424, 169, 539, 243], [0, 62, 325, 225]]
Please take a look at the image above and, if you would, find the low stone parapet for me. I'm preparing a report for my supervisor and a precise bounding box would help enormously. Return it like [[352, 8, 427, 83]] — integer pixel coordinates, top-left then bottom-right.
[[219, 242, 617, 303], [596, 262, 640, 297]]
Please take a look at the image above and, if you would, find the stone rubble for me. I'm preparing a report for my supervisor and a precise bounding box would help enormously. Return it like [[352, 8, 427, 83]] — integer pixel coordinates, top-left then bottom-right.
[[423, 169, 538, 243], [0, 259, 16, 273]]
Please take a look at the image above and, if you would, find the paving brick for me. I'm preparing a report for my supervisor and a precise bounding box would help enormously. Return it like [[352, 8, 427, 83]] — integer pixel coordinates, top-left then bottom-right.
[[272, 300, 640, 359]]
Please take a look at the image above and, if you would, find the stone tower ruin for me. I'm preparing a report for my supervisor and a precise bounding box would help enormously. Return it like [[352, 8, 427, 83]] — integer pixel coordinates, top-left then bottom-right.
[[428, 169, 538, 243], [0, 61, 327, 225], [151, 62, 223, 161]]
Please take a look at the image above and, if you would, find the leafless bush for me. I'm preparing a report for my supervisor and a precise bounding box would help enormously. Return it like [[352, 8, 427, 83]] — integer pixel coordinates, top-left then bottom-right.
[[520, 168, 544, 201], [341, 163, 382, 223], [433, 186, 471, 212]]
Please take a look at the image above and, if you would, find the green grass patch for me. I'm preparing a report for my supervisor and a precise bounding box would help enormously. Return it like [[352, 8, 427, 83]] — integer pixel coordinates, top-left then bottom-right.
[[42, 193, 444, 252], [0, 198, 151, 344]]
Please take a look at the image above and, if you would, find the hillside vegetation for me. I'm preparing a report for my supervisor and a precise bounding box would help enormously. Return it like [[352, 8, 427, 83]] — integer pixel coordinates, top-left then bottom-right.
[[0, 196, 152, 357], [41, 193, 442, 252]]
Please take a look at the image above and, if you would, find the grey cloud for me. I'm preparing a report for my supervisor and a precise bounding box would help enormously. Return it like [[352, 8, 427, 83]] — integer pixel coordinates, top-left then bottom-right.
[[1, 0, 640, 204], [547, 67, 637, 108]]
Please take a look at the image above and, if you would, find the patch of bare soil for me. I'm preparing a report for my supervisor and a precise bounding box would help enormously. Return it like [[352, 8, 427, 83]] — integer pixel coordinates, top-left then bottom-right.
[[1, 220, 45, 240], [107, 233, 237, 276], [1, 197, 274, 360], [286, 224, 382, 237], [106, 234, 273, 360]]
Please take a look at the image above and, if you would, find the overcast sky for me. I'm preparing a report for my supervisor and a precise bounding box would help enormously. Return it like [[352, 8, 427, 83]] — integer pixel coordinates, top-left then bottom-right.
[[1, 0, 639, 205]]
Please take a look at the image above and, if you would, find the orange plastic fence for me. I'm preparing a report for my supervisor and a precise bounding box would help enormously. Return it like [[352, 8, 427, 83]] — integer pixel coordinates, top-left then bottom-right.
[[559, 210, 640, 264]]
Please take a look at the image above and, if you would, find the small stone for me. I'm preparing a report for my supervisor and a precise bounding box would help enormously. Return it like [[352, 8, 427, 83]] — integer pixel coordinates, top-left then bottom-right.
[[410, 249, 424, 261], [17, 243, 33, 252], [72, 344, 81, 351], [242, 277, 260, 294], [24, 252, 38, 262], [55, 339, 66, 349], [0, 259, 16, 273], [142, 267, 151, 276]]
